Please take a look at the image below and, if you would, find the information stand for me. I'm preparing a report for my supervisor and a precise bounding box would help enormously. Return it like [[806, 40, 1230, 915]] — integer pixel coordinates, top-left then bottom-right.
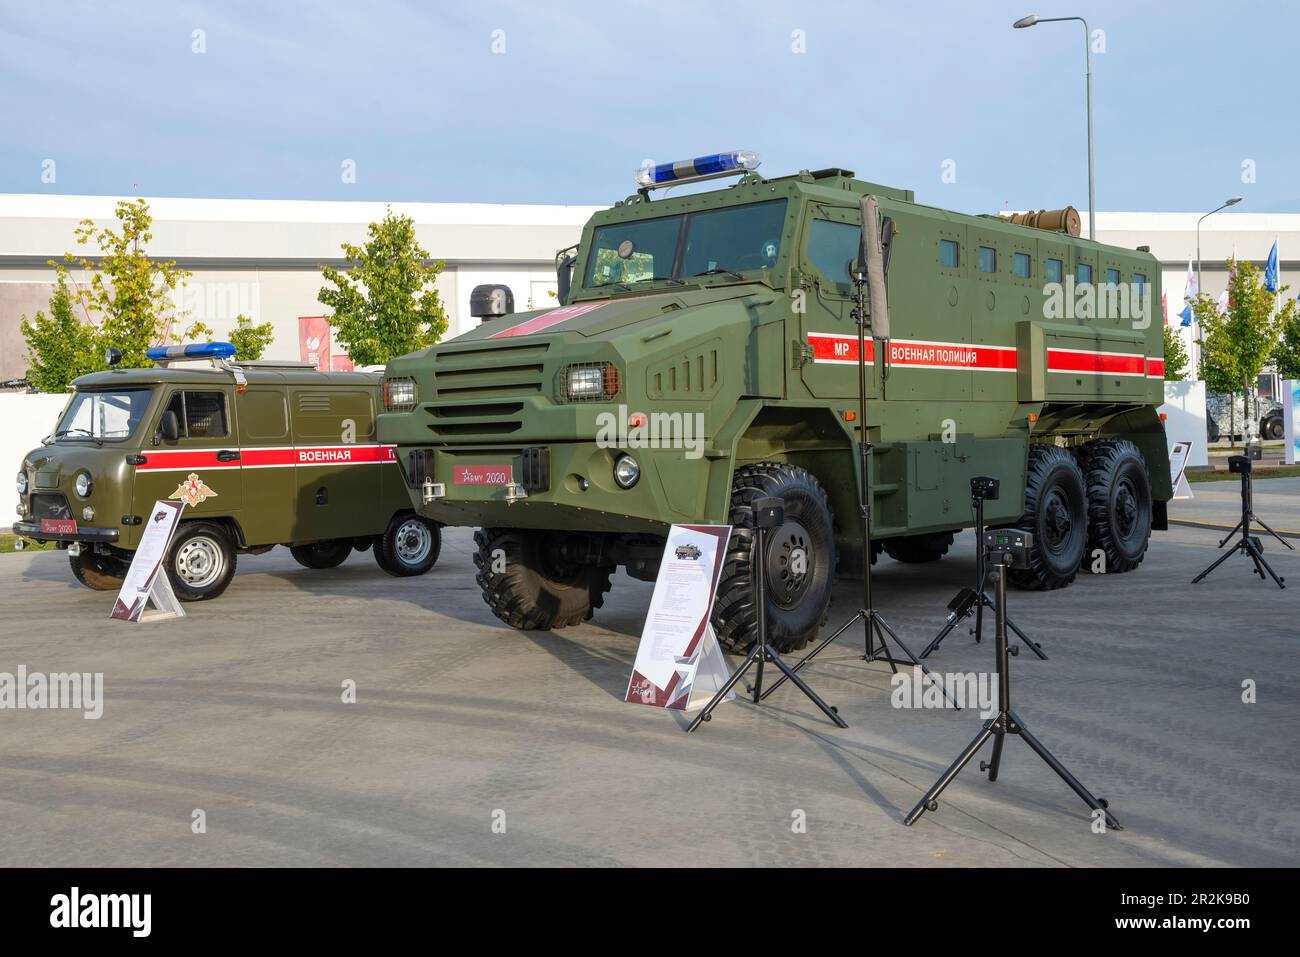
[[624, 524, 734, 712], [1169, 441, 1194, 500], [110, 500, 186, 623]]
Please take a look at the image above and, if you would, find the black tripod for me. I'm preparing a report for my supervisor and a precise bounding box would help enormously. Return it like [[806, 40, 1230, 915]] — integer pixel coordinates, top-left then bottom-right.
[[1192, 455, 1290, 589], [919, 477, 1046, 660], [904, 532, 1121, 829], [758, 260, 955, 708], [687, 497, 847, 733]]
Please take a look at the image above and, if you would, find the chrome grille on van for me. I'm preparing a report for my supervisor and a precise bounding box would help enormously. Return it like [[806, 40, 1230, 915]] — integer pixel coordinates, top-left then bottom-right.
[[424, 341, 549, 441]]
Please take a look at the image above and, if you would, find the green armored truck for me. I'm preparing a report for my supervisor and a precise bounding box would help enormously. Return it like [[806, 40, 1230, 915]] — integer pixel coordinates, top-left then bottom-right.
[[378, 152, 1171, 652], [14, 343, 441, 600]]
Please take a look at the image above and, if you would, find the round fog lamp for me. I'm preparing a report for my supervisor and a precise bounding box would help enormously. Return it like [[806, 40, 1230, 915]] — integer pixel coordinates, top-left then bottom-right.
[[75, 471, 93, 498], [15, 470, 27, 495], [82, 506, 96, 522], [613, 454, 640, 489]]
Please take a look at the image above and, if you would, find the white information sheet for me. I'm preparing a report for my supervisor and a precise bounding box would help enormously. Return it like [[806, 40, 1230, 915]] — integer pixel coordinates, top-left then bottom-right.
[[1169, 441, 1195, 500], [625, 524, 732, 711], [111, 500, 185, 622]]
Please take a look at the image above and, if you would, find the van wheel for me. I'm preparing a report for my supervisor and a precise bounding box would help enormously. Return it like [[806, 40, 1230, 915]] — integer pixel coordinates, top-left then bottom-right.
[[290, 540, 353, 569], [883, 532, 955, 563], [713, 462, 836, 655], [375, 514, 441, 576], [1080, 439, 1152, 574], [1008, 445, 1087, 591], [167, 522, 237, 601], [473, 528, 613, 629], [69, 550, 129, 590]]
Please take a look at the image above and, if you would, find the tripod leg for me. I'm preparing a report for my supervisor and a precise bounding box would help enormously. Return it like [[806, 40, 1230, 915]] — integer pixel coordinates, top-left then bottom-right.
[[1191, 541, 1243, 584], [866, 617, 900, 674], [752, 651, 765, 703], [1246, 539, 1287, 589], [982, 726, 1006, 782], [1251, 514, 1296, 551], [1004, 609, 1048, 660], [1008, 709, 1122, 830], [1217, 518, 1244, 549], [903, 721, 997, 826], [874, 614, 961, 709], [685, 646, 759, 733], [973, 590, 984, 644], [768, 652, 848, 728], [757, 611, 863, 702], [919, 607, 969, 659]]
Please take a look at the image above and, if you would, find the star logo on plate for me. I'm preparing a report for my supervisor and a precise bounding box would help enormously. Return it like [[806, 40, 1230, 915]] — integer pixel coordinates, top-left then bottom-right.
[[171, 473, 217, 507]]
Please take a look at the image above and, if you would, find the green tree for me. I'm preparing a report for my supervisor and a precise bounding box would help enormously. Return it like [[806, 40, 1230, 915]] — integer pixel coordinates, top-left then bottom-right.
[[228, 313, 276, 360], [1273, 297, 1300, 380], [19, 273, 99, 392], [1161, 324, 1190, 382], [317, 208, 447, 366], [20, 199, 211, 391], [1193, 258, 1293, 440]]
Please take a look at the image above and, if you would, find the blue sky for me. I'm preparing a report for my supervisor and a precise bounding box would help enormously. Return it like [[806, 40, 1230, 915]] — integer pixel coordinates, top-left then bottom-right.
[[1, 0, 1296, 214]]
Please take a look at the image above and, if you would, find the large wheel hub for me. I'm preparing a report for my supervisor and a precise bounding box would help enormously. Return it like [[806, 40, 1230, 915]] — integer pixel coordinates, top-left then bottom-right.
[[766, 519, 814, 608], [175, 536, 223, 588], [1114, 476, 1139, 539], [1043, 489, 1075, 554], [396, 520, 432, 565]]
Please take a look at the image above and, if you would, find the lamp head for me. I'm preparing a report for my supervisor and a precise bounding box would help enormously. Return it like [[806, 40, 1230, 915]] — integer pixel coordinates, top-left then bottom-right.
[[1225, 196, 1243, 207], [1013, 15, 1039, 28]]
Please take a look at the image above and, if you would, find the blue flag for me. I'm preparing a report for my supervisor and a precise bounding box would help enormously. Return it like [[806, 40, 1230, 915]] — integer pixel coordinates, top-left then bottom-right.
[[1265, 240, 1279, 293], [1178, 303, 1193, 327]]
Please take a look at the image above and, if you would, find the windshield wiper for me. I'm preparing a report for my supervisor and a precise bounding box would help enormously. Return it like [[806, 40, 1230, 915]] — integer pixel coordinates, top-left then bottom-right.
[[44, 428, 102, 446], [634, 276, 685, 285], [691, 268, 746, 282]]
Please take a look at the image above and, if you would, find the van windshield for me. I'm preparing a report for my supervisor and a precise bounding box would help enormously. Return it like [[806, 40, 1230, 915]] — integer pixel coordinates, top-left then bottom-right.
[[584, 199, 788, 288], [52, 389, 154, 442]]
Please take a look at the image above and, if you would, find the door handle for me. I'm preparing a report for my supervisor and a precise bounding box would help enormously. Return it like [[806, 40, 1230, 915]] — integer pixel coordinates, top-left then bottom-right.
[[216, 450, 241, 463]]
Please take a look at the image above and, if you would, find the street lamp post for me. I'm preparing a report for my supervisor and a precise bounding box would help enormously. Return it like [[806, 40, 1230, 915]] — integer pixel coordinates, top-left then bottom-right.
[[1014, 14, 1095, 241], [1197, 196, 1243, 294]]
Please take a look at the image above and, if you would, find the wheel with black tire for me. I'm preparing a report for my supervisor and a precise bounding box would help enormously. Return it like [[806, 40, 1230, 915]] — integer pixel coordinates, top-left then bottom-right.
[[290, 539, 353, 569], [1080, 438, 1152, 574], [882, 531, 955, 564], [1263, 415, 1284, 441], [712, 462, 836, 655], [374, 514, 441, 577], [1008, 445, 1087, 591], [473, 528, 613, 629], [166, 521, 237, 601], [69, 550, 130, 591]]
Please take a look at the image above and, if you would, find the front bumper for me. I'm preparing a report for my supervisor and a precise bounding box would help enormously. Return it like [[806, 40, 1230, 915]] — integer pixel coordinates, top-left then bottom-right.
[[12, 521, 121, 545]]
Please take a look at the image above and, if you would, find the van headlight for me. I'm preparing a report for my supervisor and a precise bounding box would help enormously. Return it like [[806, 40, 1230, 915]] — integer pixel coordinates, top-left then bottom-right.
[[75, 471, 93, 498], [560, 362, 620, 401], [383, 377, 418, 411], [15, 470, 27, 495], [613, 454, 640, 489]]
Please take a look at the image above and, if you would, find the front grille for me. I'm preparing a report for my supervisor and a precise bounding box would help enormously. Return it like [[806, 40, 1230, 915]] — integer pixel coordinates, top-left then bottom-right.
[[31, 493, 73, 520], [425, 341, 549, 441]]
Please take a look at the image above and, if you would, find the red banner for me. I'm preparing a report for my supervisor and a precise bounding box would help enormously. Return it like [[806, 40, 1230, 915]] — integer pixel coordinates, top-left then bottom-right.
[[299, 316, 331, 371]]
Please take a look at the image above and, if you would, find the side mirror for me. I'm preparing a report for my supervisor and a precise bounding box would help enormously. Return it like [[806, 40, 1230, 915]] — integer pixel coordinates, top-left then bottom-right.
[[156, 410, 180, 445]]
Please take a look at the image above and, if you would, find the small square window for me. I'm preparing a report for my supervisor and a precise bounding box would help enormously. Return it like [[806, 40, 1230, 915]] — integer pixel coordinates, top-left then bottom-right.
[[1013, 252, 1032, 279], [1077, 263, 1093, 285], [978, 246, 997, 273], [1046, 258, 1063, 283], [1133, 272, 1147, 289], [1106, 268, 1121, 287], [940, 239, 959, 268]]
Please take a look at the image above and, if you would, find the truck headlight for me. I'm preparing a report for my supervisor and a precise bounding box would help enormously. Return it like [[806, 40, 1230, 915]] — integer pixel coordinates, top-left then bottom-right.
[[613, 454, 640, 489], [383, 377, 418, 411], [561, 362, 619, 401], [15, 470, 27, 495], [75, 471, 93, 498]]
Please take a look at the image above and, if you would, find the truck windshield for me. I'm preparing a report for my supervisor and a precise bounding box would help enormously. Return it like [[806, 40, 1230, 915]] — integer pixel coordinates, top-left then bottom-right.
[[584, 199, 787, 288], [53, 388, 153, 442]]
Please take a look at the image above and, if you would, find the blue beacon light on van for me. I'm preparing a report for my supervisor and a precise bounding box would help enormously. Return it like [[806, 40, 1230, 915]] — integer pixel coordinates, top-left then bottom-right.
[[146, 342, 237, 363], [634, 150, 760, 189]]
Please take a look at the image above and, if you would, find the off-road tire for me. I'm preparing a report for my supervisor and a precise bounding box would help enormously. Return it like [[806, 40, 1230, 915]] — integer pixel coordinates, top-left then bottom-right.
[[882, 531, 955, 564], [69, 550, 129, 590], [374, 514, 441, 577], [1080, 438, 1152, 574], [473, 528, 613, 629], [1263, 415, 1284, 441], [290, 540, 353, 569], [166, 521, 237, 602], [1008, 445, 1088, 591], [712, 462, 836, 655]]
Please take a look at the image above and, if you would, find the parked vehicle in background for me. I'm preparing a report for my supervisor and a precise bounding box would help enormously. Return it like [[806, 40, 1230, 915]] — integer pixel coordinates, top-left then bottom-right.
[[13, 344, 440, 600], [1206, 391, 1283, 443]]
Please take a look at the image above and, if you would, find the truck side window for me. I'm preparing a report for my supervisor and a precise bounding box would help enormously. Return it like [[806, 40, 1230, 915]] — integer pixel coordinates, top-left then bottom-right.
[[1106, 267, 1121, 287], [1013, 252, 1032, 278], [939, 239, 959, 268], [1046, 258, 1063, 283], [978, 246, 997, 273], [1077, 263, 1093, 285], [164, 390, 229, 439], [807, 219, 860, 284]]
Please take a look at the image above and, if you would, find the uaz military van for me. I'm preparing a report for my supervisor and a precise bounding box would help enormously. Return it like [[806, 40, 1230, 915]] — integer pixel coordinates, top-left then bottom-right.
[[14, 344, 440, 600]]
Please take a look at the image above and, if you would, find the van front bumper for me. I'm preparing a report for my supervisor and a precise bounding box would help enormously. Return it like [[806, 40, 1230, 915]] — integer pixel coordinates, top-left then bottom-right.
[[12, 521, 120, 545]]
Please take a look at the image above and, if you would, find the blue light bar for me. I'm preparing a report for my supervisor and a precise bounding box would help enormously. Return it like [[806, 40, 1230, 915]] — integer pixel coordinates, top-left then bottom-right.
[[634, 150, 760, 189], [146, 342, 237, 363]]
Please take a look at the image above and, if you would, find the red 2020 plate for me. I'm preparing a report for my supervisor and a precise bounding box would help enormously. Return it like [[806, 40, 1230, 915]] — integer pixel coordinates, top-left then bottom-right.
[[453, 465, 512, 486]]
